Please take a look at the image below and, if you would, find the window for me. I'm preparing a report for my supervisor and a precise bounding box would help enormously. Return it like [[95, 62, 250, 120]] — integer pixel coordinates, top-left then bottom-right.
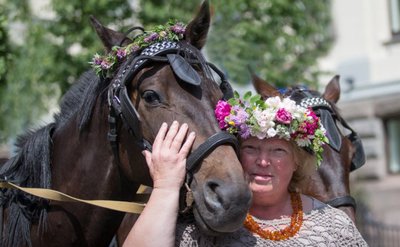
[[389, 0, 400, 36], [387, 118, 400, 173]]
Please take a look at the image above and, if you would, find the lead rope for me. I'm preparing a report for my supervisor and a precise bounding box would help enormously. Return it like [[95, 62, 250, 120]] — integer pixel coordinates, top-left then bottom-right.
[[0, 181, 147, 214]]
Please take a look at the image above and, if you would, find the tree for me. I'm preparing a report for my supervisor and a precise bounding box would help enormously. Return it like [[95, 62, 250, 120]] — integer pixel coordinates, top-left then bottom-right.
[[0, 0, 134, 141], [137, 0, 333, 87], [0, 0, 333, 142]]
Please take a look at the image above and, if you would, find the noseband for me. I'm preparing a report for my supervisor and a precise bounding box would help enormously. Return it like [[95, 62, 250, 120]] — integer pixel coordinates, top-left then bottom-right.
[[295, 89, 365, 211], [106, 40, 239, 211]]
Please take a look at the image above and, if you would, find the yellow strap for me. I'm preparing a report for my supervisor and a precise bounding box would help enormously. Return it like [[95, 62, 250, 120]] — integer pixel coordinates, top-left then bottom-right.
[[0, 181, 147, 214]]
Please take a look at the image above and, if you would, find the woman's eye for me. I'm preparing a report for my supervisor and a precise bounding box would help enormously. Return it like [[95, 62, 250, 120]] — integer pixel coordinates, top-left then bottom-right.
[[142, 90, 161, 104], [272, 148, 287, 154], [242, 146, 258, 155]]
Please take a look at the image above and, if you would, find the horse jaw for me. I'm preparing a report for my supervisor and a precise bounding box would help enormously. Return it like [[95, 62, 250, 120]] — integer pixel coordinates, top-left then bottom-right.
[[190, 146, 252, 235]]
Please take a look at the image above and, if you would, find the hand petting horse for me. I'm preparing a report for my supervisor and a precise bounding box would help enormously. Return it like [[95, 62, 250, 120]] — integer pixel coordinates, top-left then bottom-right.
[[0, 2, 251, 246], [251, 74, 366, 223]]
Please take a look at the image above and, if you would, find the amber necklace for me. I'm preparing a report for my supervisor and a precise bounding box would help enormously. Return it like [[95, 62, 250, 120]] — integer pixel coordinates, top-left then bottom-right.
[[243, 192, 303, 241]]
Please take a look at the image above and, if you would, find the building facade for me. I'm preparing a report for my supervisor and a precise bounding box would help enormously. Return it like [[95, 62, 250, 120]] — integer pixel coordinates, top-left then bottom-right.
[[319, 0, 400, 226]]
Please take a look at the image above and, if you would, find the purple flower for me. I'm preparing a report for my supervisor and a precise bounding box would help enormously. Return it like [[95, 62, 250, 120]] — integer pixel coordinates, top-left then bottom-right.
[[231, 106, 248, 126], [170, 23, 186, 34], [276, 108, 292, 124], [144, 33, 159, 43], [239, 124, 250, 139], [116, 49, 126, 59], [93, 55, 102, 65]]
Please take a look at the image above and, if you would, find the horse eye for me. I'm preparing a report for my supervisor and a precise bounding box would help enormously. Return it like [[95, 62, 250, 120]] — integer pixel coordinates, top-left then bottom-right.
[[141, 90, 161, 105]]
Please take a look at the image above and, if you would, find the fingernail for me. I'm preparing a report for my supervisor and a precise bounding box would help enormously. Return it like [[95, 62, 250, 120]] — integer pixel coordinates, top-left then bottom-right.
[[162, 122, 167, 127], [172, 120, 178, 125]]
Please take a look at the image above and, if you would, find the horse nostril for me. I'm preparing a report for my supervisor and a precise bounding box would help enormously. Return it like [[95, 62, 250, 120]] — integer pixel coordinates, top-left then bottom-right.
[[204, 180, 227, 211]]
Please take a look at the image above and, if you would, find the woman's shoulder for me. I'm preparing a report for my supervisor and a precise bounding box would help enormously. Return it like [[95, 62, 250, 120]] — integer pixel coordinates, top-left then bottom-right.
[[301, 194, 327, 213]]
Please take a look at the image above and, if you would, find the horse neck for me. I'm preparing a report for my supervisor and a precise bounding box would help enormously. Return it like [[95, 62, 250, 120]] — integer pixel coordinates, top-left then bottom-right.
[[303, 145, 351, 201], [43, 99, 139, 245]]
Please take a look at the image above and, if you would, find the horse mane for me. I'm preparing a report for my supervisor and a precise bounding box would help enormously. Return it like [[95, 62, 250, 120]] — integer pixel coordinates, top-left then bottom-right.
[[54, 70, 109, 131], [0, 70, 109, 247]]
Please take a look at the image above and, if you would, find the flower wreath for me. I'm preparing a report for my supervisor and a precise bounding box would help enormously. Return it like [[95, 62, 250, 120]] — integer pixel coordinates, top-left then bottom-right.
[[90, 20, 186, 77], [215, 91, 329, 166]]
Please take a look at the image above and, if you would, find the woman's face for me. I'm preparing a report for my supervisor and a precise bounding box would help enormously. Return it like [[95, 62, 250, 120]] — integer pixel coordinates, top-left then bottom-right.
[[240, 136, 297, 198]]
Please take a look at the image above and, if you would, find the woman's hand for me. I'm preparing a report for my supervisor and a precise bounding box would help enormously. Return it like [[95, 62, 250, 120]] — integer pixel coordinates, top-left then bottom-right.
[[142, 121, 196, 190], [124, 122, 195, 247]]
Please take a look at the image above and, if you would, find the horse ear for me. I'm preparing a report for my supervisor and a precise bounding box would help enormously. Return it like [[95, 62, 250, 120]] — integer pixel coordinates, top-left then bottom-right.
[[322, 75, 341, 103], [251, 73, 281, 99], [184, 1, 211, 49], [90, 15, 132, 52]]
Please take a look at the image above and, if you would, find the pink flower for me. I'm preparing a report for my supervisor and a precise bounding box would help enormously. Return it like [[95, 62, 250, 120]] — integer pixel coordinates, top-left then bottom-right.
[[116, 49, 126, 59], [275, 108, 292, 124], [215, 100, 231, 129], [100, 60, 111, 69]]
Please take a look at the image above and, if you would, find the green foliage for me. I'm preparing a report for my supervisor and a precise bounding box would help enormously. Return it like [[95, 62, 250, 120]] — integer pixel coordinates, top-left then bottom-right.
[[208, 0, 333, 87], [0, 0, 333, 142], [0, 5, 10, 89], [0, 0, 133, 141], [137, 0, 333, 88]]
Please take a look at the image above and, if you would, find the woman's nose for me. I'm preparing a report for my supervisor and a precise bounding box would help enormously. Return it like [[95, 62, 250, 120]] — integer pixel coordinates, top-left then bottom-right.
[[257, 155, 271, 167]]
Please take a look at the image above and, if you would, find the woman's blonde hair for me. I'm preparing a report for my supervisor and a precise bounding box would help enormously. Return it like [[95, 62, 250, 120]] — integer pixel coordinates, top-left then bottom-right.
[[288, 141, 317, 192]]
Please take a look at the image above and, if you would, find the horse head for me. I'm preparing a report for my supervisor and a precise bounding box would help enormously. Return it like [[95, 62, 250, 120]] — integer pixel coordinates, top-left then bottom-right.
[[92, 1, 251, 235], [251, 74, 365, 223]]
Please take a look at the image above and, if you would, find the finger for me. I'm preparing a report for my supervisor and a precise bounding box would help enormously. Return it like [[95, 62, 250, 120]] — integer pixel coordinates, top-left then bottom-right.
[[179, 131, 196, 157], [163, 121, 179, 148], [142, 150, 154, 178], [152, 122, 168, 152], [170, 123, 189, 151]]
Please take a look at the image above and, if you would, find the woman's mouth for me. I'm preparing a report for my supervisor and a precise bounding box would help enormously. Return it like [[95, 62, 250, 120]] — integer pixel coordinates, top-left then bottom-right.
[[252, 173, 273, 183]]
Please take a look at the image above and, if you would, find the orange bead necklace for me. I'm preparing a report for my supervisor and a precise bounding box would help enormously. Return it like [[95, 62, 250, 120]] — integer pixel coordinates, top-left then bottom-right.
[[243, 192, 303, 241]]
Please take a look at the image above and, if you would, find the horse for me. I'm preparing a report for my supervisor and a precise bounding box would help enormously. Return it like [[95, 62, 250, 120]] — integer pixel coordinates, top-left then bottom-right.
[[251, 74, 366, 223], [0, 2, 252, 246]]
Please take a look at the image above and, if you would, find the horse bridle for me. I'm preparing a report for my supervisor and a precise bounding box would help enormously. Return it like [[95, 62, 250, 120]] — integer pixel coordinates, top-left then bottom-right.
[[296, 89, 366, 211], [106, 40, 239, 212]]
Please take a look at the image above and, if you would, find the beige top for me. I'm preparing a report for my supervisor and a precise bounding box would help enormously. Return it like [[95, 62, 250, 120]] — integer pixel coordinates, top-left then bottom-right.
[[175, 201, 368, 247]]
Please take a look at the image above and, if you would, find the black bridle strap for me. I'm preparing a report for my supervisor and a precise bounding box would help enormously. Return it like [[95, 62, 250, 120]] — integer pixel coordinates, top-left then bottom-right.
[[326, 195, 357, 210], [186, 132, 239, 173], [179, 131, 239, 214]]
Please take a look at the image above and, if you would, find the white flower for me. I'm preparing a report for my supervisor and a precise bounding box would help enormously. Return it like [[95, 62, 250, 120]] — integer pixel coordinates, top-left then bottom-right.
[[296, 138, 311, 147], [281, 98, 298, 113], [265, 96, 281, 108], [267, 128, 277, 137]]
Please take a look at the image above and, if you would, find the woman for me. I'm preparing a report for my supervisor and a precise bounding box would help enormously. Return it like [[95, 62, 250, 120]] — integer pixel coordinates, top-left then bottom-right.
[[123, 93, 367, 246]]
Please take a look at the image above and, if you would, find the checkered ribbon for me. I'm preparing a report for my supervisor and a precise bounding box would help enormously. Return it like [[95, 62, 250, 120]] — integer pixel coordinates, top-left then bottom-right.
[[300, 97, 331, 109], [133, 41, 181, 69]]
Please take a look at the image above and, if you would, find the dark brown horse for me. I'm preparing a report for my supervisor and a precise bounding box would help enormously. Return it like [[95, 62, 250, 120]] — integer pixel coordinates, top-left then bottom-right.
[[252, 75, 365, 223], [0, 2, 251, 246]]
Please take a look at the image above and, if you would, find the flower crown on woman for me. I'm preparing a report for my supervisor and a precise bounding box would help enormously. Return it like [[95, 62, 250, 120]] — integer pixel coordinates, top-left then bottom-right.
[[215, 91, 329, 166]]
